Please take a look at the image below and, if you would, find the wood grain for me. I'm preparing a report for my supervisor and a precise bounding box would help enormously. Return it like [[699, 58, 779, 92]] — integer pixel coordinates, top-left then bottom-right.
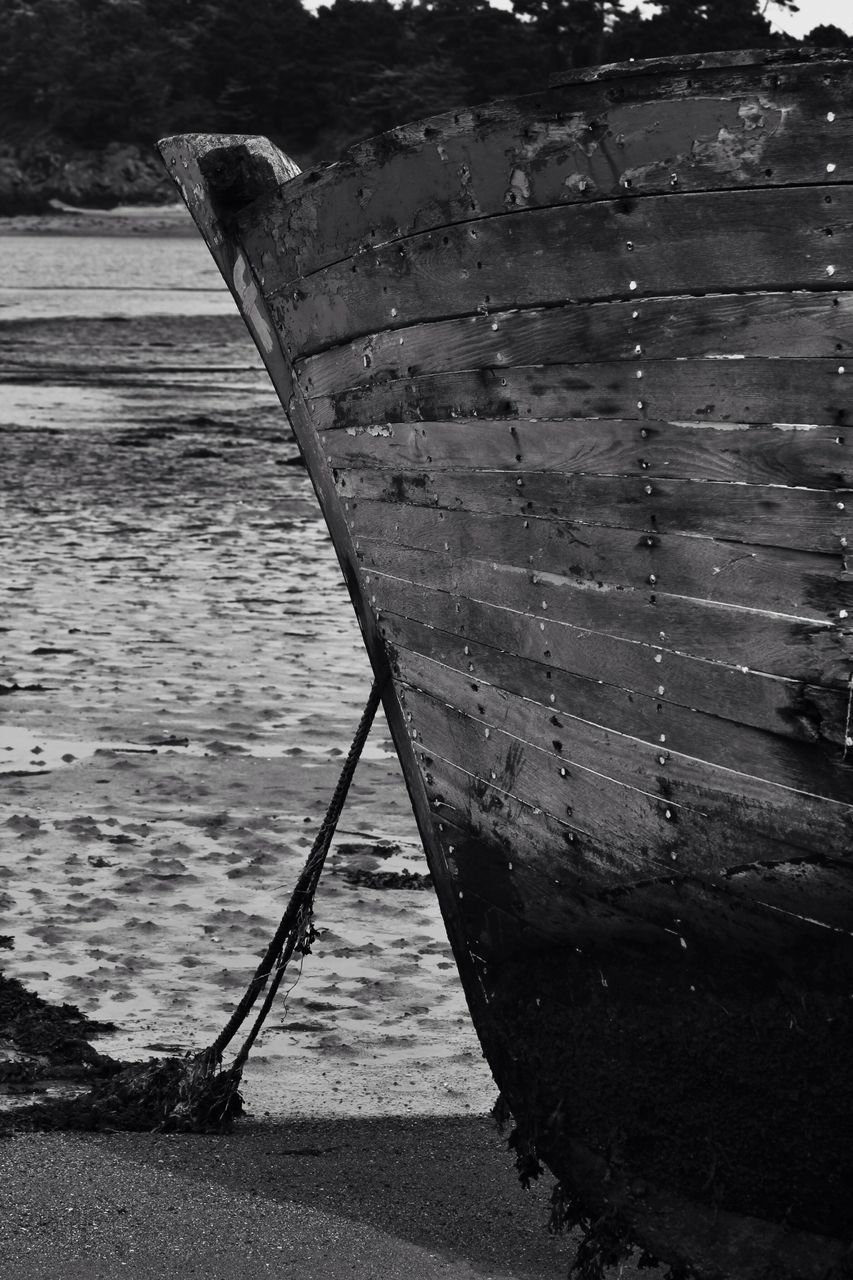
[[271, 187, 852, 356], [299, 292, 853, 398], [358, 544, 849, 686], [368, 582, 849, 745], [339, 466, 851, 554], [400, 680, 852, 870], [314, 357, 851, 432], [425, 767, 853, 941], [237, 58, 851, 288], [399, 659, 853, 848], [321, 417, 853, 490], [384, 617, 851, 802], [349, 502, 847, 621]]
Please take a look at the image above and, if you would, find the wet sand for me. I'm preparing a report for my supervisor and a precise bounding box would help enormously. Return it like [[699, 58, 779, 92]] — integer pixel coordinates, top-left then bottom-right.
[[0, 247, 627, 1275], [0, 307, 499, 1118]]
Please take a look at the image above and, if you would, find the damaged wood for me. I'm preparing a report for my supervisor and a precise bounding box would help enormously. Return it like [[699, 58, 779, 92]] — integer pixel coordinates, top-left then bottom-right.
[[271, 186, 852, 358]]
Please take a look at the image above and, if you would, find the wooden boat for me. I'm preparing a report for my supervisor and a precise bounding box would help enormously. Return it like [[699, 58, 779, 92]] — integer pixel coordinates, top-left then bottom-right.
[[160, 47, 852, 1278]]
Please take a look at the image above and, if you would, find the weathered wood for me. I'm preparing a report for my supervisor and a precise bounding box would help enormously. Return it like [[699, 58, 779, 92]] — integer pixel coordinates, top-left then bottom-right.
[[403, 682, 849, 886], [384, 617, 852, 803], [321, 417, 853, 491], [349, 502, 847, 621], [299, 293, 853, 398], [237, 57, 852, 289], [370, 584, 849, 745], [315, 357, 851, 432], [271, 187, 852, 356], [359, 544, 850, 686], [426, 766, 853, 940], [340, 466, 851, 554], [164, 52, 853, 1270], [396, 664, 853, 862]]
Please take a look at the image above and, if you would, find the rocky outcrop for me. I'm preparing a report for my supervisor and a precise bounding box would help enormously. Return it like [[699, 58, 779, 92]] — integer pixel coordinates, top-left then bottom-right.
[[0, 137, 176, 215]]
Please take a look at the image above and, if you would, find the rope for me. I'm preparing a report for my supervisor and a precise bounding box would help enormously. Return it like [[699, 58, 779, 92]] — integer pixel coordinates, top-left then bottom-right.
[[210, 675, 385, 1063]]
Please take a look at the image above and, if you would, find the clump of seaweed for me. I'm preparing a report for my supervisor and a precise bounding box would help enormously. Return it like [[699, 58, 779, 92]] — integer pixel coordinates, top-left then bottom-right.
[[493, 1093, 694, 1280], [17, 1048, 243, 1133]]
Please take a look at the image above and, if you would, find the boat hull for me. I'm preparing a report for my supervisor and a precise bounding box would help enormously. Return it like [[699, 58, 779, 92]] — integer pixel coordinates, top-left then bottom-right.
[[161, 48, 853, 1276]]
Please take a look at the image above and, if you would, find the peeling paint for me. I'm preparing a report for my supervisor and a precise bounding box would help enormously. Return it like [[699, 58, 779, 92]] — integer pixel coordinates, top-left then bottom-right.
[[232, 251, 274, 355]]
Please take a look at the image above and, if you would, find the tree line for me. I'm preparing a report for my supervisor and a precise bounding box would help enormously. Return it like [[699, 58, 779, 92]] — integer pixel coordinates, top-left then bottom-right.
[[1, 0, 850, 163]]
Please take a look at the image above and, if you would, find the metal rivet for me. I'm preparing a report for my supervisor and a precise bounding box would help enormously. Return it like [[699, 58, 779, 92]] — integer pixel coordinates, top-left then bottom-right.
[[827, 265, 836, 276], [648, 574, 657, 584], [827, 162, 837, 173], [484, 728, 490, 738], [629, 280, 638, 291], [654, 653, 663, 663], [644, 484, 653, 495]]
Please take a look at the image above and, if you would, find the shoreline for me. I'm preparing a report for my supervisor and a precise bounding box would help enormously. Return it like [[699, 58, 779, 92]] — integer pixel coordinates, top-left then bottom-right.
[[0, 207, 197, 238]]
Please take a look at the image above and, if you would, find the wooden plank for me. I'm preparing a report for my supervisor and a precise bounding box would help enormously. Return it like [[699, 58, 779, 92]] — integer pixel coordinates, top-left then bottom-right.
[[360, 545, 850, 686], [240, 59, 852, 287], [402, 682, 849, 875], [339, 466, 851, 555], [370, 583, 850, 745], [321, 417, 853, 491], [298, 293, 853, 398], [270, 187, 853, 355], [426, 776, 853, 943], [349, 502, 847, 622], [395, 663, 853, 859], [383, 616, 852, 803], [314, 357, 851, 432]]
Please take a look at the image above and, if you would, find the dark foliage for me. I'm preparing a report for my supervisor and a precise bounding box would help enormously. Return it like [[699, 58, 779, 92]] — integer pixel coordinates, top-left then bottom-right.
[[0, 0, 850, 163]]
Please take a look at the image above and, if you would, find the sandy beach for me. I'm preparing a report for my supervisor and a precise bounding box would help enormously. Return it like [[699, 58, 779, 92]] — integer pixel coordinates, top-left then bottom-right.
[[0, 220, 638, 1277]]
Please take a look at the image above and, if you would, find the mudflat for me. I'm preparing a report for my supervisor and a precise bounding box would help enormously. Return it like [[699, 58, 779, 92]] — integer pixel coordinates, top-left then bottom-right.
[[0, 230, 648, 1278]]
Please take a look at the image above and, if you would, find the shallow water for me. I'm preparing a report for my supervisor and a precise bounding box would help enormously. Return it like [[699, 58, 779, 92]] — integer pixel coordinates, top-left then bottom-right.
[[0, 232, 493, 1118], [0, 234, 231, 320]]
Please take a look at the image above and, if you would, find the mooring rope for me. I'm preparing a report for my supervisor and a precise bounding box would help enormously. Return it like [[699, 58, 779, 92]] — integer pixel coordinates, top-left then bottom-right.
[[210, 674, 386, 1063], [17, 675, 389, 1133]]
